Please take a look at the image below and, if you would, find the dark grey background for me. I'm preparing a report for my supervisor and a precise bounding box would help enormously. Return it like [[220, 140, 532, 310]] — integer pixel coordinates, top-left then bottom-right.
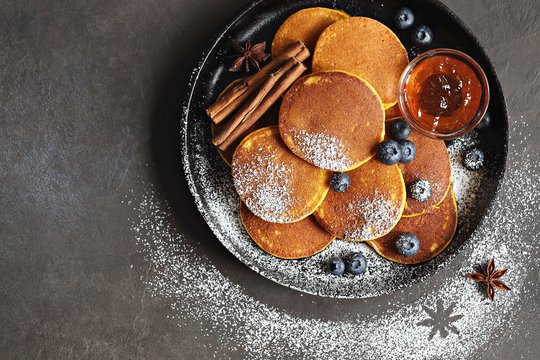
[[0, 0, 538, 359]]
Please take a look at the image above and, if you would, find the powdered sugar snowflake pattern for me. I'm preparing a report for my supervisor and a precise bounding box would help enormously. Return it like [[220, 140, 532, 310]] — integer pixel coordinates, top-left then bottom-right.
[[417, 300, 463, 340]]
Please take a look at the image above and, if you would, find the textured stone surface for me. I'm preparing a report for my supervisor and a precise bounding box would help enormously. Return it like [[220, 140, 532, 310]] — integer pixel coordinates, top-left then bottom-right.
[[0, 0, 538, 359]]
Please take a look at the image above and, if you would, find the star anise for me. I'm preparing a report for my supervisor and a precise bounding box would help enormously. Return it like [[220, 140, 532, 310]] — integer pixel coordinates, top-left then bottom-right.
[[465, 258, 511, 301], [229, 41, 270, 72]]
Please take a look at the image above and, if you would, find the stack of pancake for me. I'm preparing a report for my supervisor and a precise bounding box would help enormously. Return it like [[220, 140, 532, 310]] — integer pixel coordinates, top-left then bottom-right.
[[218, 7, 457, 265]]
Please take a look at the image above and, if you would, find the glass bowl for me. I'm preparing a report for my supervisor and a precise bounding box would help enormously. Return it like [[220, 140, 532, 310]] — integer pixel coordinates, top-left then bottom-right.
[[398, 48, 490, 140]]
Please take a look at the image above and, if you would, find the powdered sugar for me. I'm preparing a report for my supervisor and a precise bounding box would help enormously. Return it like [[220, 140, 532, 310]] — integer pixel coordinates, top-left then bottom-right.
[[180, 88, 505, 298], [233, 148, 295, 223], [125, 2, 537, 357], [291, 128, 354, 171], [124, 61, 537, 355], [447, 132, 486, 207], [127, 130, 537, 358], [344, 193, 402, 240]]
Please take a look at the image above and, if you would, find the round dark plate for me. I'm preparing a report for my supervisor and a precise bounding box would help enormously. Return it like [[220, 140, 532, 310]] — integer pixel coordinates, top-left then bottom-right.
[[182, 0, 507, 298]]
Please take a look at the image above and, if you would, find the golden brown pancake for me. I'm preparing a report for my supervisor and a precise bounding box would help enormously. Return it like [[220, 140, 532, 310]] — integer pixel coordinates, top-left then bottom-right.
[[385, 102, 402, 121], [232, 126, 331, 223], [312, 17, 409, 108], [314, 158, 406, 241], [279, 71, 385, 171], [272, 7, 349, 59], [396, 128, 452, 217], [240, 202, 335, 259], [368, 189, 458, 265]]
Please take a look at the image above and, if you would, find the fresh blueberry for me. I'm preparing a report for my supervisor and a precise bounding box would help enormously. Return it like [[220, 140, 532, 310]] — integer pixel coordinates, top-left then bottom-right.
[[394, 7, 415, 30], [377, 140, 402, 165], [398, 140, 416, 163], [463, 147, 485, 170], [328, 256, 345, 276], [395, 233, 420, 257], [330, 172, 351, 193], [410, 179, 432, 202], [476, 111, 492, 131], [413, 25, 433, 46], [389, 119, 412, 140], [346, 252, 367, 275]]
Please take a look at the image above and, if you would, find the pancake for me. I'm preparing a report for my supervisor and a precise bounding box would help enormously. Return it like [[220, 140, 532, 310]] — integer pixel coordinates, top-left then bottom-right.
[[385, 103, 402, 121], [232, 126, 331, 223], [314, 158, 406, 241], [396, 128, 452, 217], [271, 7, 349, 59], [312, 17, 409, 108], [368, 189, 458, 265], [279, 71, 385, 171], [240, 202, 335, 259]]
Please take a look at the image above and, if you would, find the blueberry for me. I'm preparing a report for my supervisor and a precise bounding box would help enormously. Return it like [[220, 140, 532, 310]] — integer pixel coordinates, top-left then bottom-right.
[[476, 111, 492, 131], [463, 147, 485, 170], [394, 7, 415, 30], [328, 256, 345, 276], [330, 172, 351, 193], [346, 252, 367, 275], [395, 233, 420, 257], [398, 140, 416, 163], [410, 179, 432, 202], [413, 25, 433, 46], [389, 119, 412, 140], [377, 140, 402, 165]]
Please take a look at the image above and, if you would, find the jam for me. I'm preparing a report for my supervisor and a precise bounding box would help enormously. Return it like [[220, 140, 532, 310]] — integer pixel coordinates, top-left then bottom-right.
[[404, 55, 484, 134], [419, 74, 462, 117]]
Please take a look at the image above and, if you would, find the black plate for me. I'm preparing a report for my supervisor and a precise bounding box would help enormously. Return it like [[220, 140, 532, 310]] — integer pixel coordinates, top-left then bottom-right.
[[182, 0, 507, 298]]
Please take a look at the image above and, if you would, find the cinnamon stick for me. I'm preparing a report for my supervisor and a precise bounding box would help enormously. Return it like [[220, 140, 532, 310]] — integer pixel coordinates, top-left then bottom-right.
[[212, 70, 282, 146], [212, 58, 297, 145], [207, 41, 309, 124], [218, 60, 307, 151]]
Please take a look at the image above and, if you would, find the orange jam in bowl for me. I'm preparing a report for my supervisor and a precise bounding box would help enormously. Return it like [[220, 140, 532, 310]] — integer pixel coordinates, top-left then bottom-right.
[[399, 49, 489, 140]]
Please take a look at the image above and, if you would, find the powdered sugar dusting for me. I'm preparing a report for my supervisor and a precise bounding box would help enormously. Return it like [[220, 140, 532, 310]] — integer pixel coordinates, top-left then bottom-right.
[[127, 127, 537, 358], [447, 132, 486, 206], [233, 148, 295, 223], [344, 192, 402, 240], [291, 128, 354, 171], [180, 86, 507, 297], [148, 5, 538, 356], [126, 53, 540, 354]]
